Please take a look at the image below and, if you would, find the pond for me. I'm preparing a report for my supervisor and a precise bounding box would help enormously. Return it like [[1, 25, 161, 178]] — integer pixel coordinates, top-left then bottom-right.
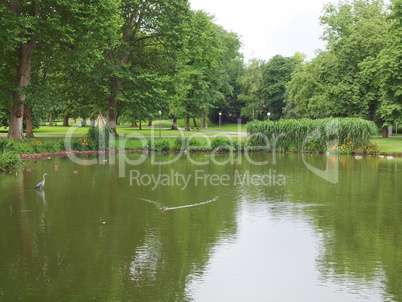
[[0, 152, 401, 301]]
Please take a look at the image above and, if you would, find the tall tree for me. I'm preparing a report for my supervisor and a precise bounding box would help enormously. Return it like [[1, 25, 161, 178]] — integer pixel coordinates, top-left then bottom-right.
[[210, 57, 245, 123], [261, 54, 300, 120], [237, 59, 264, 120], [0, 0, 117, 140], [286, 0, 388, 120], [360, 0, 402, 135], [103, 0, 190, 135], [170, 10, 241, 130]]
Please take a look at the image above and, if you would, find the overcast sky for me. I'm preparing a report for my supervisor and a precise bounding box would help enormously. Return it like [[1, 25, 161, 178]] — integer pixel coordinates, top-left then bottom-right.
[[190, 0, 335, 62]]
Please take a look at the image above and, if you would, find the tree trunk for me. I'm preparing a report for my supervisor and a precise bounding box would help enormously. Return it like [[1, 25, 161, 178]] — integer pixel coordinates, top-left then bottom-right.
[[382, 126, 388, 138], [49, 112, 53, 126], [192, 117, 197, 128], [106, 76, 120, 136], [73, 118, 76, 124], [90, 117, 95, 127], [171, 117, 178, 130], [185, 114, 190, 131], [24, 105, 34, 138], [63, 114, 69, 126], [8, 104, 25, 140], [139, 120, 142, 130], [107, 97, 119, 136], [8, 42, 34, 140], [148, 120, 152, 126], [200, 117, 205, 128]]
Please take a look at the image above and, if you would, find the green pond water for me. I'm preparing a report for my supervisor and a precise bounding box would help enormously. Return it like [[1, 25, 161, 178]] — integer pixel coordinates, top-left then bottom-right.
[[0, 153, 401, 301]]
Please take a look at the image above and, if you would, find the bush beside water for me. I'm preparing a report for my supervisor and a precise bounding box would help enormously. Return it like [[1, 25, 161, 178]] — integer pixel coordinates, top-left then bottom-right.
[[0, 151, 20, 171], [148, 138, 171, 151], [0, 138, 21, 171], [247, 118, 377, 153]]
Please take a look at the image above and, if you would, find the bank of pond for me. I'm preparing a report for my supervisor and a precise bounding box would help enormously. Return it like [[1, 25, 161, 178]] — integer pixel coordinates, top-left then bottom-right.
[[0, 117, 397, 171]]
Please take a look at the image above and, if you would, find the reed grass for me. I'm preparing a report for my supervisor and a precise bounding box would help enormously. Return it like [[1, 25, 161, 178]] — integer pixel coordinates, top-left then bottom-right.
[[247, 118, 377, 153]]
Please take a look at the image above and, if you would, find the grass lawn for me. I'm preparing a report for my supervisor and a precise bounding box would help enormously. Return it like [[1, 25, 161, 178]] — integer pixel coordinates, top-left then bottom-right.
[[374, 138, 402, 154], [0, 117, 247, 137], [136, 118, 247, 132], [29, 126, 242, 137]]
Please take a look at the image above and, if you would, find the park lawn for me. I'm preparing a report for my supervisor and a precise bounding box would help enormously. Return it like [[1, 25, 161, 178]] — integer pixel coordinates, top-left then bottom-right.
[[374, 138, 402, 154], [1, 119, 247, 137], [158, 118, 247, 132], [1, 126, 243, 137], [115, 126, 244, 137], [0, 126, 89, 136]]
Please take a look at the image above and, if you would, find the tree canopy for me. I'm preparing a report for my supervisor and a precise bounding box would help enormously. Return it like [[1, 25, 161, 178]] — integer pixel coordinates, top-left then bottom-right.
[[285, 0, 401, 133]]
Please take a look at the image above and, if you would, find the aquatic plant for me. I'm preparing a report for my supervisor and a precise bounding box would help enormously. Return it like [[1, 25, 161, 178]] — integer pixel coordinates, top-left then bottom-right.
[[247, 118, 377, 153]]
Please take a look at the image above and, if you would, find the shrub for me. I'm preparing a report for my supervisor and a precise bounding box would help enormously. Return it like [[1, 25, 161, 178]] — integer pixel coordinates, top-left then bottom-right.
[[363, 141, 380, 155], [247, 118, 377, 153], [39, 140, 63, 153], [173, 136, 206, 151], [0, 151, 20, 171], [148, 138, 171, 151], [69, 137, 92, 151], [87, 126, 114, 151], [210, 136, 234, 151], [0, 137, 8, 152], [2, 138, 35, 154]]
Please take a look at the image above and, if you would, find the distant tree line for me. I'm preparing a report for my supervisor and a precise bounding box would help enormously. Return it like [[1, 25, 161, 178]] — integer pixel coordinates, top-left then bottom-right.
[[240, 0, 402, 137]]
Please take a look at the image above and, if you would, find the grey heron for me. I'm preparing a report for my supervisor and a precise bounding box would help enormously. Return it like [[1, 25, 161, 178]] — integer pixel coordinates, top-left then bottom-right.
[[34, 173, 48, 190]]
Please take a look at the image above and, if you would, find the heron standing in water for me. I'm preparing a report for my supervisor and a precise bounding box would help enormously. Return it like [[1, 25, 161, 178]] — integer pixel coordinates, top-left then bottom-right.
[[34, 173, 48, 190]]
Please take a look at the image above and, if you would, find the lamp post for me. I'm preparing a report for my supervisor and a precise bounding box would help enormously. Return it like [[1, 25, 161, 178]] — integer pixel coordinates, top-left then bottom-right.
[[158, 110, 162, 138], [219, 112, 222, 131], [267, 112, 271, 120]]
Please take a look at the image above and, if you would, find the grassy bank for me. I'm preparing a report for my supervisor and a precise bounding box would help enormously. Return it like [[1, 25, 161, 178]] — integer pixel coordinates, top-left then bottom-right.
[[1, 120, 402, 171], [372, 138, 402, 154]]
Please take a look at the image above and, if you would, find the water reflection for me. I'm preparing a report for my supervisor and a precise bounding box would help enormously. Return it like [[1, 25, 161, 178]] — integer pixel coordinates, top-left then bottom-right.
[[0, 154, 400, 301], [34, 188, 46, 203]]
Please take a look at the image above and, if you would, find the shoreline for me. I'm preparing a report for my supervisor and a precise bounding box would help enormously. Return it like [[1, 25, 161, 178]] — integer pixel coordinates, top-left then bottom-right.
[[18, 149, 402, 160]]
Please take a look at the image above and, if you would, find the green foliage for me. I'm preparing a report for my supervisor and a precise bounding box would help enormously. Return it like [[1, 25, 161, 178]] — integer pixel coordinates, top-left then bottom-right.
[[247, 118, 377, 153], [359, 0, 402, 126], [148, 138, 171, 152], [211, 58, 245, 123], [363, 141, 380, 154], [210, 135, 234, 151], [155, 139, 171, 152], [0, 150, 20, 172], [261, 55, 300, 119], [87, 126, 114, 151], [170, 10, 242, 129], [286, 0, 389, 121], [238, 59, 264, 120], [173, 136, 205, 151], [0, 137, 33, 154]]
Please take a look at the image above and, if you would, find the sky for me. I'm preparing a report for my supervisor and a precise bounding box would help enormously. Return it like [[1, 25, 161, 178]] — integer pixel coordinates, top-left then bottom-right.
[[190, 0, 335, 62]]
